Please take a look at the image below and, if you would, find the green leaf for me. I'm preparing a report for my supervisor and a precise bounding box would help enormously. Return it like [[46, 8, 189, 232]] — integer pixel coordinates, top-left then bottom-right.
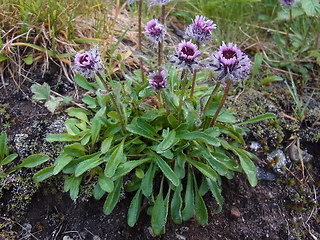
[[170, 184, 183, 224], [0, 55, 8, 63], [236, 113, 276, 126], [301, 0, 320, 16], [126, 124, 158, 142], [53, 153, 73, 175], [82, 94, 98, 108], [127, 189, 142, 227], [182, 168, 194, 221], [205, 102, 236, 123], [177, 131, 220, 147], [141, 162, 156, 197], [186, 158, 218, 182], [103, 177, 123, 215], [137, 118, 158, 135], [151, 185, 166, 236], [24, 56, 33, 65], [31, 83, 51, 101], [46, 133, 82, 142], [156, 130, 176, 153], [1, 153, 18, 165], [101, 136, 113, 154], [64, 143, 87, 157], [0, 131, 9, 161], [152, 153, 179, 187], [211, 152, 241, 172], [74, 73, 95, 90], [93, 183, 106, 200], [194, 174, 208, 226], [260, 76, 283, 85], [234, 149, 258, 187], [206, 178, 223, 214], [167, 114, 178, 128], [135, 168, 144, 178], [45, 97, 63, 113], [174, 154, 186, 179], [64, 175, 82, 200], [113, 158, 150, 180], [99, 173, 114, 192], [104, 139, 125, 178], [33, 166, 54, 182], [20, 154, 49, 168], [67, 107, 90, 123], [74, 156, 103, 177], [252, 53, 263, 76], [91, 117, 101, 145]]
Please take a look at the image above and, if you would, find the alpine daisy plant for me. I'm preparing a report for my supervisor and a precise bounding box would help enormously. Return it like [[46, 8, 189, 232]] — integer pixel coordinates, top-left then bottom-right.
[[33, 8, 276, 236]]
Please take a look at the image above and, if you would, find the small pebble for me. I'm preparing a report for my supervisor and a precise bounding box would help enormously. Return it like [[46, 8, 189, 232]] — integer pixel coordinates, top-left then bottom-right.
[[266, 149, 288, 173], [230, 206, 241, 218], [250, 141, 261, 151], [287, 144, 313, 163]]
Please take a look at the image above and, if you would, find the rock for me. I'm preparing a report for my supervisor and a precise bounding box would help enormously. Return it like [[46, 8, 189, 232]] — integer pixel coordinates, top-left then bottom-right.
[[250, 141, 261, 151], [266, 149, 289, 173], [62, 236, 73, 240], [230, 206, 241, 218], [256, 166, 276, 181], [287, 144, 313, 163]]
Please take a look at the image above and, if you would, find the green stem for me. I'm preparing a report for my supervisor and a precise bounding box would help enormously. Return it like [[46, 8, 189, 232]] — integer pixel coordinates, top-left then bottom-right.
[[210, 79, 232, 127], [190, 41, 200, 98], [96, 72, 126, 133], [178, 70, 188, 124], [138, 0, 145, 83], [202, 81, 221, 119]]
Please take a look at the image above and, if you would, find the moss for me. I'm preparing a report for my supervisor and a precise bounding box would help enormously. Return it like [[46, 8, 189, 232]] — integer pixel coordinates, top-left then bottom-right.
[[3, 118, 65, 217], [229, 88, 285, 148]]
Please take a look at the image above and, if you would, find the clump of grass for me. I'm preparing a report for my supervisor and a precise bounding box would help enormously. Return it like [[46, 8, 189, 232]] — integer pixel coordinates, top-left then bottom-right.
[[0, 0, 132, 95]]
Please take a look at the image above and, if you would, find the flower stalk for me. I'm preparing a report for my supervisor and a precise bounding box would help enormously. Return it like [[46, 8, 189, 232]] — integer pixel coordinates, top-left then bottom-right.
[[190, 41, 200, 98], [178, 70, 188, 124], [138, 0, 145, 83], [96, 71, 126, 133], [210, 79, 232, 127], [202, 81, 221, 119]]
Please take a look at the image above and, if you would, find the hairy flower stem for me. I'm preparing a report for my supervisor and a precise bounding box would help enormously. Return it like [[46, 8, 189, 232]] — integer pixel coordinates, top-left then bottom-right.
[[158, 42, 163, 67], [161, 91, 170, 115], [210, 79, 232, 127], [157, 5, 166, 67], [178, 70, 188, 124], [138, 0, 145, 83], [190, 41, 200, 98], [202, 81, 221, 119], [96, 72, 126, 133]]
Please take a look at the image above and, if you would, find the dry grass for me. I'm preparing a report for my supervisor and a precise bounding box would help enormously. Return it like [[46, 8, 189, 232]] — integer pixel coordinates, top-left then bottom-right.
[[0, 0, 148, 95]]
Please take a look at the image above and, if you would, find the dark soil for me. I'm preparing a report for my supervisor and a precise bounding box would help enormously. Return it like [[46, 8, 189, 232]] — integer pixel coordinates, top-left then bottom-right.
[[1, 63, 319, 240]]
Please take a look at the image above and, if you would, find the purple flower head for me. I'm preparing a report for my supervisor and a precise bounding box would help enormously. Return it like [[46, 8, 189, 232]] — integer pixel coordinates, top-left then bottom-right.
[[148, 69, 168, 90], [185, 15, 216, 43], [148, 0, 172, 7], [279, 0, 299, 7], [170, 40, 201, 72], [73, 46, 104, 78], [145, 19, 166, 44], [209, 42, 251, 82]]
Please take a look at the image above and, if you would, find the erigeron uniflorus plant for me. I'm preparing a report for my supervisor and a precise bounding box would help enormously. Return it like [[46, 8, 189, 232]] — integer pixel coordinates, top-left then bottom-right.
[[31, 8, 276, 236]]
